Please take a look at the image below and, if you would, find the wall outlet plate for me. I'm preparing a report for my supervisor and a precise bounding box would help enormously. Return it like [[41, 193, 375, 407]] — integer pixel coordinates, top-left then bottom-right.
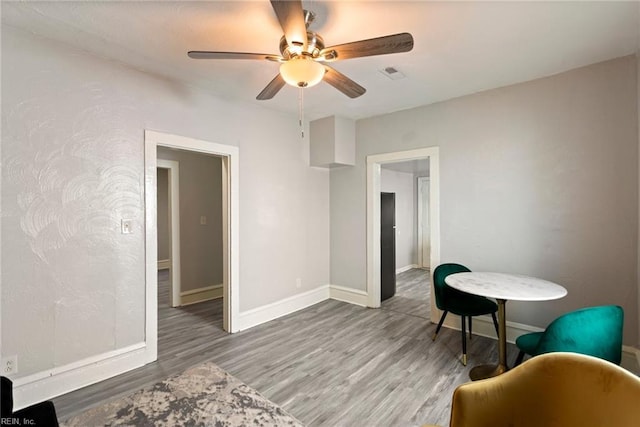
[[1, 355, 18, 375]]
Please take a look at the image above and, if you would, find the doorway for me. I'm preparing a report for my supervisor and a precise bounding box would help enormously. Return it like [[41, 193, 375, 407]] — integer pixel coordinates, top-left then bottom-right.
[[366, 147, 440, 324], [144, 130, 240, 363]]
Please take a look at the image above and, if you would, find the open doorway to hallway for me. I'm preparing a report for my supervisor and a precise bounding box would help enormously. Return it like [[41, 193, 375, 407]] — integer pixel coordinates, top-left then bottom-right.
[[366, 146, 440, 324], [156, 147, 226, 354], [379, 158, 432, 320], [144, 130, 240, 363]]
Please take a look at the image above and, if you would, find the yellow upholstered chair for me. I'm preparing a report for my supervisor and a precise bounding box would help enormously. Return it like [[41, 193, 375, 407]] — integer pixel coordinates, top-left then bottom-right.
[[442, 352, 640, 427]]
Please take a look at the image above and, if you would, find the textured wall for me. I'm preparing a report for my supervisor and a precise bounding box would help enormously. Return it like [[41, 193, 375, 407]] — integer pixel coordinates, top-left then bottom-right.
[[157, 147, 223, 292], [331, 56, 639, 344], [1, 27, 330, 378]]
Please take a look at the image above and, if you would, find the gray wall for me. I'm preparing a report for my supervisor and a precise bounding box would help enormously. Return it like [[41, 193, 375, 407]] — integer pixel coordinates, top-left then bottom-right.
[[157, 168, 170, 262], [331, 56, 639, 345], [157, 148, 223, 292], [381, 168, 417, 270], [1, 27, 330, 378]]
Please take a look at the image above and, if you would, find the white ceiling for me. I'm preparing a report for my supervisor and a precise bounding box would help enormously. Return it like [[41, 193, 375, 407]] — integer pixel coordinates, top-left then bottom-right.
[[2, 1, 639, 121]]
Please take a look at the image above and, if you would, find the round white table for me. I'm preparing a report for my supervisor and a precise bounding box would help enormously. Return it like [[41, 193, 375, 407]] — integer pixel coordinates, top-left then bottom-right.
[[445, 272, 567, 380]]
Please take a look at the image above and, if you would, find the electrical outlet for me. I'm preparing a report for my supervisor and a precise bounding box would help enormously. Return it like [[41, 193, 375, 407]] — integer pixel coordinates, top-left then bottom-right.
[[2, 355, 18, 375], [296, 278, 302, 289]]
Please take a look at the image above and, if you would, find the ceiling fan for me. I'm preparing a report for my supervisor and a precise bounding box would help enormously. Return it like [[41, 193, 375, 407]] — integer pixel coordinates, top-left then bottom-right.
[[188, 0, 414, 100]]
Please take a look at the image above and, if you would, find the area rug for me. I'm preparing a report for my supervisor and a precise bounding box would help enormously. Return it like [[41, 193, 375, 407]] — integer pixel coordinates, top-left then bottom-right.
[[61, 362, 304, 426]]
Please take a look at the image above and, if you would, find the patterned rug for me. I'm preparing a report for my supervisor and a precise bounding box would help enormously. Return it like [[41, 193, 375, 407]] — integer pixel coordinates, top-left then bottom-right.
[[61, 362, 304, 426]]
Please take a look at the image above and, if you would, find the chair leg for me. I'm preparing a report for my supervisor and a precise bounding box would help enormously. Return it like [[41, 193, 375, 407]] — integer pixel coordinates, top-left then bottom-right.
[[433, 310, 448, 341], [468, 316, 473, 340], [491, 312, 499, 337], [514, 351, 526, 367], [461, 315, 468, 366]]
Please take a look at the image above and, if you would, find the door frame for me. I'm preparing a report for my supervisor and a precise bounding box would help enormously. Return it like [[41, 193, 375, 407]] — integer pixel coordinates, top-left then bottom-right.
[[417, 176, 430, 269], [157, 159, 181, 308], [366, 147, 440, 318], [144, 130, 240, 363]]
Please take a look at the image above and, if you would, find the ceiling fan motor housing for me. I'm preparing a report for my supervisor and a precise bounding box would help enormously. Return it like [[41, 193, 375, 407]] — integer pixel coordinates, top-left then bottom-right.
[[279, 32, 324, 59]]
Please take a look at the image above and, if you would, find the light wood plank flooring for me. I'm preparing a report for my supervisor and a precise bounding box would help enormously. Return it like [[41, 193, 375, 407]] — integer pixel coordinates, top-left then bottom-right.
[[54, 269, 516, 426]]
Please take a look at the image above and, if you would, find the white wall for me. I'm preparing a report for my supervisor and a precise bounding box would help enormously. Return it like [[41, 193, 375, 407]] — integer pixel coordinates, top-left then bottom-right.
[[1, 27, 330, 378], [157, 148, 223, 292], [331, 56, 639, 344], [381, 168, 416, 270], [157, 168, 170, 262]]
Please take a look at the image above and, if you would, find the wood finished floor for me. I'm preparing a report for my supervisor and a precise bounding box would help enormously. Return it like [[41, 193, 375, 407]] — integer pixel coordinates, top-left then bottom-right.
[[54, 269, 517, 426]]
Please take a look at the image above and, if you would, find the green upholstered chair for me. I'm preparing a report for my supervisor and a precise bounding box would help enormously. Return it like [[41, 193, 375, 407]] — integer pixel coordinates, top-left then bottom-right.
[[514, 305, 623, 366], [432, 263, 499, 365]]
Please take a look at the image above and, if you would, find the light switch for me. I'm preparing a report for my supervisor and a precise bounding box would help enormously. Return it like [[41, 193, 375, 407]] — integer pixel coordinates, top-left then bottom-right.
[[121, 219, 133, 234], [200, 216, 207, 225]]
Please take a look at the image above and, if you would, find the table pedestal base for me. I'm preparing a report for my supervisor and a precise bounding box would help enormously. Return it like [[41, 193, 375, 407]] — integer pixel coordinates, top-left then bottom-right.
[[469, 363, 508, 381]]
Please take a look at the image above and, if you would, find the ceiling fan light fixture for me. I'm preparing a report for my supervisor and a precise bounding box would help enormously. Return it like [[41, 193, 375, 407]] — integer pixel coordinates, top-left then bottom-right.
[[280, 56, 325, 88]]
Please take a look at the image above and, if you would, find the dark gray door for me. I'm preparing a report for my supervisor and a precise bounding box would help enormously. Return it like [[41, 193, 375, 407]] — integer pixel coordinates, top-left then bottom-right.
[[381, 192, 396, 301]]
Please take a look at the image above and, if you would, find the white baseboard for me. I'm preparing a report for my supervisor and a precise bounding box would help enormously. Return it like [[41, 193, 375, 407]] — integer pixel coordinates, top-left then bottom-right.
[[236, 285, 330, 331], [329, 284, 368, 307], [622, 345, 640, 374], [180, 284, 222, 306], [438, 311, 640, 373], [438, 310, 543, 344], [11, 342, 148, 411], [157, 259, 170, 270], [396, 264, 418, 274]]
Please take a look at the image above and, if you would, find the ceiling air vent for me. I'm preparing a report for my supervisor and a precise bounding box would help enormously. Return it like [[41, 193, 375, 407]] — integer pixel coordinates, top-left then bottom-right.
[[379, 66, 406, 80]]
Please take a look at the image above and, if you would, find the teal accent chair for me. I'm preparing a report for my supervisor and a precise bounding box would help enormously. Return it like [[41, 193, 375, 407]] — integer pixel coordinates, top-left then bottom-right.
[[432, 263, 499, 366], [514, 305, 623, 366]]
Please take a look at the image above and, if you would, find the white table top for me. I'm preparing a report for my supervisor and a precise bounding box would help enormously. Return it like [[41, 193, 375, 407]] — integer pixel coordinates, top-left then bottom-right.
[[445, 272, 567, 301]]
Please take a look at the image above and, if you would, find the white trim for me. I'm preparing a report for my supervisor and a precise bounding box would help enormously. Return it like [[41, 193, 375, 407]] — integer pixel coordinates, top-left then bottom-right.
[[438, 310, 542, 344], [367, 147, 441, 312], [157, 159, 181, 308], [437, 314, 640, 374], [329, 285, 369, 307], [180, 284, 223, 305], [145, 130, 240, 344], [396, 264, 418, 274], [144, 135, 159, 362], [622, 345, 640, 374], [236, 286, 330, 331], [12, 343, 146, 410], [157, 259, 171, 270]]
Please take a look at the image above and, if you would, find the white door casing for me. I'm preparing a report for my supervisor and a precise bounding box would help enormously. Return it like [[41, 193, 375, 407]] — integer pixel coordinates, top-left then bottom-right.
[[157, 159, 181, 307], [417, 177, 430, 269], [144, 130, 240, 363]]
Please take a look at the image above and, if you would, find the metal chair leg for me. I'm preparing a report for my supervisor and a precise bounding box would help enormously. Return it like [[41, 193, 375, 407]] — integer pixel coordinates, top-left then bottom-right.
[[461, 315, 468, 366], [491, 312, 499, 337], [433, 310, 448, 341]]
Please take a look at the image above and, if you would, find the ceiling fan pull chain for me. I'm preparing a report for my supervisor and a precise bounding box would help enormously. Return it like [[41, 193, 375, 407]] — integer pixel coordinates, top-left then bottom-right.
[[299, 87, 304, 138]]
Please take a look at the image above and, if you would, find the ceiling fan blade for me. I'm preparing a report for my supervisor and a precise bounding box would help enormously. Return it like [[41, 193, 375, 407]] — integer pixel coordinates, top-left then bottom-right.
[[188, 51, 280, 61], [320, 33, 414, 61], [323, 66, 366, 99], [270, 0, 307, 50], [256, 74, 286, 100]]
